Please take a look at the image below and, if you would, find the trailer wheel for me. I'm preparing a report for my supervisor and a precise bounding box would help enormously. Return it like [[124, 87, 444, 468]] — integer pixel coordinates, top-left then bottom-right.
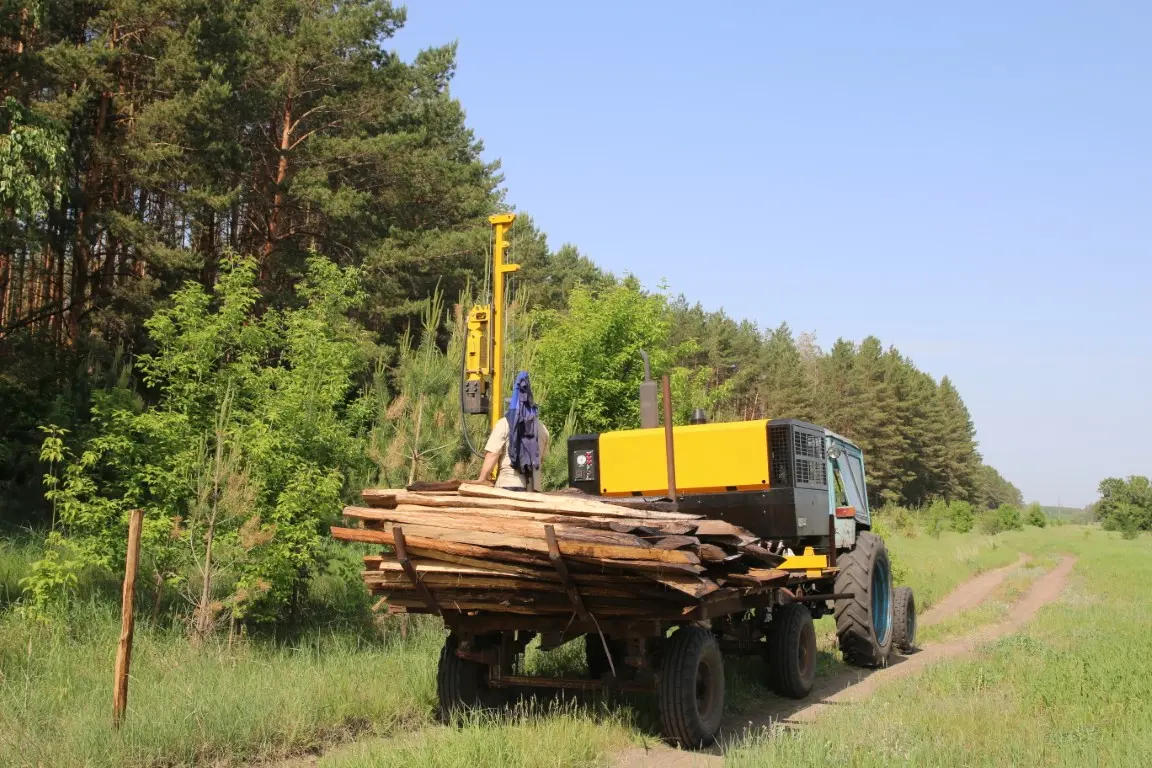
[[834, 531, 894, 668], [892, 586, 917, 653], [658, 625, 725, 748], [437, 633, 504, 721], [765, 603, 817, 698]]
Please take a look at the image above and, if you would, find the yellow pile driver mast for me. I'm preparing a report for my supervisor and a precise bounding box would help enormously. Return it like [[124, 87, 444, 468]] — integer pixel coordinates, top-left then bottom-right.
[[462, 213, 518, 432]]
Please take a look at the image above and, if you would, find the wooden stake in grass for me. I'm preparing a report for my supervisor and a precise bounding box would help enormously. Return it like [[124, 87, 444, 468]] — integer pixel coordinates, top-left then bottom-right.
[[113, 508, 144, 730]]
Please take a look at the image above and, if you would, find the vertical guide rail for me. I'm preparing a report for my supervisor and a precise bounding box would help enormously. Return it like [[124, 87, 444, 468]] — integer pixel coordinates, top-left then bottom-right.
[[113, 508, 144, 729], [393, 526, 441, 616], [488, 213, 518, 431], [661, 375, 678, 510]]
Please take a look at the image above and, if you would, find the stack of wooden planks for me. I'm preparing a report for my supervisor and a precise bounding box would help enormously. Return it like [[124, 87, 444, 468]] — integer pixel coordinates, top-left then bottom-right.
[[331, 483, 795, 618]]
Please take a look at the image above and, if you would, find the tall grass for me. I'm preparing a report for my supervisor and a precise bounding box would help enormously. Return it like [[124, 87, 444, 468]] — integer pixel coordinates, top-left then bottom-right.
[[0, 596, 444, 767], [726, 527, 1152, 767], [320, 704, 636, 768], [1, 525, 1121, 767]]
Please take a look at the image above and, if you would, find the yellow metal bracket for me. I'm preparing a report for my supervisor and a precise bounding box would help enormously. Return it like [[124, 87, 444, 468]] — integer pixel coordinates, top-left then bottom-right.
[[779, 547, 829, 579]]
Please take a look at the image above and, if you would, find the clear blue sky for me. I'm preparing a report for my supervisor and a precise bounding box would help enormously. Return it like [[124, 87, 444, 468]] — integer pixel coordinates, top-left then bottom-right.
[[394, 1, 1151, 508]]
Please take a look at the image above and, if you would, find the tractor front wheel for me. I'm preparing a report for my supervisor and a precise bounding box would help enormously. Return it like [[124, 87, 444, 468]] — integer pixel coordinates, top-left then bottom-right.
[[765, 603, 817, 699], [892, 586, 918, 653]]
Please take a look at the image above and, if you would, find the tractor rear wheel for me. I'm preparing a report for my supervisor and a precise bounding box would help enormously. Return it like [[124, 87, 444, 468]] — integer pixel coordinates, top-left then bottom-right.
[[658, 625, 725, 748], [892, 586, 918, 653], [765, 603, 817, 698], [834, 532, 894, 668]]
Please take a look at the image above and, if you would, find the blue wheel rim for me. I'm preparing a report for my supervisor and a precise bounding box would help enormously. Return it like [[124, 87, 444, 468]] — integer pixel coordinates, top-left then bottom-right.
[[872, 557, 892, 646]]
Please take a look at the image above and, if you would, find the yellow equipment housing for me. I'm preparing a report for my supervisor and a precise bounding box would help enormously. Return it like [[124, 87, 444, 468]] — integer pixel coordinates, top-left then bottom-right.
[[597, 419, 771, 497]]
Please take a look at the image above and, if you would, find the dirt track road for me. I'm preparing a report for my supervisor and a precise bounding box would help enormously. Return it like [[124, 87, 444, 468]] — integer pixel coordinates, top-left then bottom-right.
[[613, 554, 1075, 768]]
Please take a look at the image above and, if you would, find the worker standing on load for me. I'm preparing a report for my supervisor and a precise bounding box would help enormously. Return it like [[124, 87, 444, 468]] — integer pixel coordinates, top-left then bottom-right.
[[477, 371, 549, 491]]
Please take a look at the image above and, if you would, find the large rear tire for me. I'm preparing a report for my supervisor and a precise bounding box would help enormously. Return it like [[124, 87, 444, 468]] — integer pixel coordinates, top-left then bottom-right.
[[765, 603, 817, 699], [834, 532, 894, 668], [892, 586, 917, 653], [437, 633, 505, 721], [658, 625, 725, 748]]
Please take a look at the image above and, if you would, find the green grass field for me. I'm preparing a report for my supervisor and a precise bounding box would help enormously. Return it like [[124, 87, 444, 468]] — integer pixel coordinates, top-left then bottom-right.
[[1, 526, 1147, 767]]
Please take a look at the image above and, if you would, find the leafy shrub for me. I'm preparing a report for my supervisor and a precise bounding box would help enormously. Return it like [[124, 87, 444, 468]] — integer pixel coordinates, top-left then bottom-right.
[[997, 504, 1023, 531], [38, 255, 375, 623], [948, 500, 975, 533], [1024, 502, 1047, 528], [1095, 476, 1152, 533]]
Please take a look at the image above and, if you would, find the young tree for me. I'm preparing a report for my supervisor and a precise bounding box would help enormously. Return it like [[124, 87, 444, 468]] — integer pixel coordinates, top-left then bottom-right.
[[1024, 502, 1047, 528]]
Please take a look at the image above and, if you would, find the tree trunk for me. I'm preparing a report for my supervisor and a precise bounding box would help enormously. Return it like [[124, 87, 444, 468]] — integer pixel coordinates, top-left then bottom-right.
[[262, 95, 294, 282]]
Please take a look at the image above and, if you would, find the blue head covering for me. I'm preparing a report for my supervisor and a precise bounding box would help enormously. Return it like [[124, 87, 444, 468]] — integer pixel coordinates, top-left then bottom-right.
[[506, 371, 541, 478]]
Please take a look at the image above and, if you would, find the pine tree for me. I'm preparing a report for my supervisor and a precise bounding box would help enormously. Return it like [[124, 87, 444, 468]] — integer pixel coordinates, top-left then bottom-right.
[[936, 376, 980, 501]]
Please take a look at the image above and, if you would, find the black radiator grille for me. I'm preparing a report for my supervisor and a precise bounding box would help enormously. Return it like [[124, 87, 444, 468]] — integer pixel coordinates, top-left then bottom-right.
[[769, 425, 791, 487], [793, 429, 827, 488]]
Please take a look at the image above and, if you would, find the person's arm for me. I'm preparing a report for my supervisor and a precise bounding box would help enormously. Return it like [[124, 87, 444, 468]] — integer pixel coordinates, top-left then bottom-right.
[[476, 451, 499, 484], [476, 418, 508, 484]]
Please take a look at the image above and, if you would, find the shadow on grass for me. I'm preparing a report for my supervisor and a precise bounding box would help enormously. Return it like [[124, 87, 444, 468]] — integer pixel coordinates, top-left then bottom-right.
[[496, 635, 906, 756]]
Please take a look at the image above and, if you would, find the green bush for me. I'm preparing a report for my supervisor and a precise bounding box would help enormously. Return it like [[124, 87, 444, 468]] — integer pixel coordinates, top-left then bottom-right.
[[1024, 502, 1047, 528], [949, 500, 975, 533], [997, 504, 1024, 531], [31, 255, 376, 623]]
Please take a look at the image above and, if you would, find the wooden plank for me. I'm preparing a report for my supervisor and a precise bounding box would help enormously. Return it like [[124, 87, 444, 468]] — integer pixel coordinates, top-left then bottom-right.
[[691, 519, 749, 537], [747, 568, 790, 585], [644, 535, 700, 550], [364, 556, 716, 599], [333, 527, 549, 567], [362, 573, 646, 599], [377, 589, 686, 615], [363, 492, 701, 532], [332, 525, 699, 566], [344, 506, 653, 548], [392, 526, 439, 615], [456, 483, 702, 520], [738, 544, 786, 567], [340, 523, 700, 565], [695, 543, 735, 562]]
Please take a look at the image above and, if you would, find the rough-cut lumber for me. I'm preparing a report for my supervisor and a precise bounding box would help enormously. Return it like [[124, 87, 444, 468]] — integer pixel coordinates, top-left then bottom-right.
[[352, 521, 699, 565], [360, 492, 700, 534], [332, 526, 549, 567], [406, 480, 462, 492], [456, 483, 702, 520], [344, 506, 653, 548], [362, 572, 646, 599], [746, 568, 790, 584], [362, 556, 716, 597], [691, 519, 749, 537], [644, 535, 699, 550], [336, 482, 835, 618], [738, 543, 786, 566], [332, 525, 700, 565]]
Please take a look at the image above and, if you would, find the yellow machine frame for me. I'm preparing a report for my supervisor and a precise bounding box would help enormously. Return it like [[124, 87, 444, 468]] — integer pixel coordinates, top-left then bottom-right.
[[464, 213, 519, 430]]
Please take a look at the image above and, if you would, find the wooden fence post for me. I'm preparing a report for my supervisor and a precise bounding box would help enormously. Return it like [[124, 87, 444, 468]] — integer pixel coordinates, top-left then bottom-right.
[[113, 508, 144, 729]]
